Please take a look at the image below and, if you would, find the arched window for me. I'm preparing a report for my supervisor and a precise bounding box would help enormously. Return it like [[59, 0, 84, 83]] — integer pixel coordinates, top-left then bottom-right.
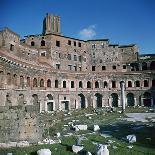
[[47, 79, 51, 87], [63, 81, 66, 88], [13, 74, 17, 86], [144, 80, 149, 87], [41, 40, 45, 46], [40, 79, 44, 87], [135, 80, 140, 87], [33, 78, 37, 87], [31, 41, 35, 46], [87, 81, 91, 88], [55, 80, 58, 88], [103, 81, 108, 88], [128, 81, 132, 87], [79, 81, 83, 88], [7, 73, 11, 85], [20, 76, 24, 87], [95, 81, 99, 88], [27, 77, 30, 87], [47, 94, 53, 100]]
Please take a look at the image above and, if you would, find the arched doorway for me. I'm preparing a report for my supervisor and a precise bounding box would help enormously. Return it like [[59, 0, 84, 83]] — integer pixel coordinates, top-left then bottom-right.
[[78, 94, 86, 108], [127, 93, 135, 106], [111, 93, 118, 107], [143, 92, 152, 107], [95, 93, 102, 108]]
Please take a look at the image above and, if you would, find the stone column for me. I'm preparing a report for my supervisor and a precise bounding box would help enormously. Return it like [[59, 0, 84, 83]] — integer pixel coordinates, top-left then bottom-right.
[[120, 81, 126, 112]]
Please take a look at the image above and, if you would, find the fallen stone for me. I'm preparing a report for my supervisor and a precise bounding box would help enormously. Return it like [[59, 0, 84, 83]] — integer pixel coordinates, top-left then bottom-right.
[[94, 125, 100, 131], [112, 146, 117, 149], [86, 151, 92, 155], [16, 141, 29, 147], [73, 125, 88, 131], [37, 149, 51, 155], [72, 145, 84, 153], [127, 145, 133, 149], [7, 153, 13, 155], [126, 135, 136, 143], [56, 132, 61, 138]]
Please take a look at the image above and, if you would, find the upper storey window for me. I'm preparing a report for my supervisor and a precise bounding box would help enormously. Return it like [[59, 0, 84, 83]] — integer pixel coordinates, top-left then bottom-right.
[[40, 51, 46, 56], [102, 66, 106, 70], [74, 55, 77, 61], [79, 56, 82, 62], [101, 43, 104, 48], [68, 54, 71, 60], [92, 44, 96, 49], [113, 65, 116, 70], [56, 40, 60, 47], [78, 42, 81, 47], [10, 44, 14, 51], [68, 40, 71, 45], [31, 41, 35, 46], [74, 41, 76, 46], [41, 40, 45, 46]]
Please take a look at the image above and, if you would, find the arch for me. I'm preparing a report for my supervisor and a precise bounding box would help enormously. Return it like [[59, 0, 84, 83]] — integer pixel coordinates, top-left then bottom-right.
[[135, 80, 140, 87], [63, 80, 66, 88], [33, 78, 37, 87], [78, 93, 86, 108], [127, 93, 135, 106], [103, 81, 108, 88], [27, 77, 30, 87], [13, 74, 17, 86], [95, 93, 102, 108], [79, 81, 83, 88], [150, 61, 155, 70], [47, 94, 53, 100], [41, 40, 45, 46], [20, 76, 24, 87], [18, 94, 25, 105], [7, 73, 11, 85], [31, 41, 35, 46], [46, 94, 54, 111], [47, 79, 51, 87], [111, 93, 118, 107], [128, 81, 132, 87], [130, 63, 139, 71], [142, 62, 147, 70], [40, 79, 44, 87], [143, 92, 151, 107], [95, 81, 99, 88], [87, 81, 91, 88]]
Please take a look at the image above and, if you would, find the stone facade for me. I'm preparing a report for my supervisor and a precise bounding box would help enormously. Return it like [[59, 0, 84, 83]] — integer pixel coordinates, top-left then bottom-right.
[[0, 14, 155, 143]]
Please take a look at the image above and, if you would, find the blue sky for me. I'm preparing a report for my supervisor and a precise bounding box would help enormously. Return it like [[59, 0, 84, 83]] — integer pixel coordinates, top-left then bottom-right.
[[0, 0, 155, 54]]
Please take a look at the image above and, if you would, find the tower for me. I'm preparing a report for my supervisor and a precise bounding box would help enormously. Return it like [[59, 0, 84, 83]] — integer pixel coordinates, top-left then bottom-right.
[[42, 13, 61, 35]]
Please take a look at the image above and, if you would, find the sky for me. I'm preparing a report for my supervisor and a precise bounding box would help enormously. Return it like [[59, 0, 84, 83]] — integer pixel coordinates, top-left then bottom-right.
[[0, 0, 155, 54]]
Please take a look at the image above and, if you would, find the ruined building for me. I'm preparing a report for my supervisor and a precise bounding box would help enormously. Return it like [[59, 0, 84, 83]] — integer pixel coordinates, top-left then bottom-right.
[[0, 13, 155, 143]]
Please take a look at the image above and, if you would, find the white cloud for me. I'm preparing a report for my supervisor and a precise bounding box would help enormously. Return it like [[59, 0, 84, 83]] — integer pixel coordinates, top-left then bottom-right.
[[78, 25, 96, 40]]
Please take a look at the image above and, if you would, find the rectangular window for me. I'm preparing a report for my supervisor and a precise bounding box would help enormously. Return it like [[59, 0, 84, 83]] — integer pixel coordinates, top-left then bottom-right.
[[112, 81, 116, 88], [92, 66, 96, 71], [74, 41, 76, 46], [71, 81, 74, 88], [55, 80, 58, 88], [92, 44, 96, 49], [10, 44, 14, 51], [74, 66, 77, 71], [68, 40, 71, 45], [79, 56, 82, 62], [40, 51, 46, 56], [63, 81, 66, 88], [68, 54, 71, 60], [79, 66, 82, 71], [78, 42, 81, 47], [113, 65, 116, 70], [74, 55, 77, 61], [102, 66, 106, 70], [56, 40, 60, 47], [68, 65, 72, 70], [123, 65, 126, 69], [56, 64, 60, 69]]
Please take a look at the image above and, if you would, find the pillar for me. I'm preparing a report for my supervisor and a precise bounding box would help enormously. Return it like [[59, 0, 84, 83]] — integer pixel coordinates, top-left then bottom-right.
[[120, 81, 126, 112]]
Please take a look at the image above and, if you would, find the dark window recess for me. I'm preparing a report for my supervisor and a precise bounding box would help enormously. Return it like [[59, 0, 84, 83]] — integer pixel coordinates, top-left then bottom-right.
[[68, 40, 71, 45], [92, 66, 96, 71], [68, 65, 72, 70], [128, 81, 132, 87], [144, 80, 149, 87], [79, 66, 82, 71], [41, 52, 46, 56], [74, 41, 76, 46], [31, 41, 35, 46], [55, 80, 58, 88], [41, 40, 45, 46], [74, 66, 77, 71], [79, 56, 82, 62], [112, 81, 116, 88], [68, 54, 71, 60], [135, 81, 140, 87], [74, 55, 77, 61], [113, 65, 116, 70], [79, 81, 83, 88], [123, 65, 126, 69], [56, 64, 60, 69], [56, 40, 60, 47], [100, 59, 102, 63], [63, 81, 66, 88], [102, 66, 106, 70], [78, 42, 81, 47], [10, 44, 14, 51], [64, 97, 66, 100], [71, 81, 74, 88]]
